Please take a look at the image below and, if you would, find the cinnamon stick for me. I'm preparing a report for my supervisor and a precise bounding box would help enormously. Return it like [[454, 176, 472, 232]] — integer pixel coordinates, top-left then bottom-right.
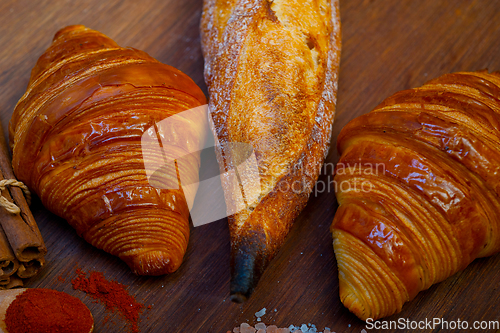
[[0, 276, 9, 286], [0, 275, 23, 290], [17, 258, 45, 279], [0, 221, 19, 278], [0, 259, 19, 278], [0, 122, 46, 262]]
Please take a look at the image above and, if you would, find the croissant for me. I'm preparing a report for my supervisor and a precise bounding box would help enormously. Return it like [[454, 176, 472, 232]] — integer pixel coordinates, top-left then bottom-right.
[[332, 70, 500, 320], [9, 25, 207, 275], [201, 0, 341, 301]]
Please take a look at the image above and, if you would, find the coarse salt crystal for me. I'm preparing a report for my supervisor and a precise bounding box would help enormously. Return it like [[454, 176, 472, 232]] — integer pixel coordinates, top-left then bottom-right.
[[277, 329, 290, 333], [255, 308, 266, 317], [267, 325, 278, 333], [241, 326, 256, 333], [255, 323, 266, 330]]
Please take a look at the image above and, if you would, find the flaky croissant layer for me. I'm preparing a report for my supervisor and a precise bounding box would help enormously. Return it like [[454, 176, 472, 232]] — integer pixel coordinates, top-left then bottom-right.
[[332, 70, 500, 320], [9, 25, 207, 275]]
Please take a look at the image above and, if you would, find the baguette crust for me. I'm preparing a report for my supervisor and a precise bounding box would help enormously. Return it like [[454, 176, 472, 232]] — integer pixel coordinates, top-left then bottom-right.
[[201, 0, 341, 300]]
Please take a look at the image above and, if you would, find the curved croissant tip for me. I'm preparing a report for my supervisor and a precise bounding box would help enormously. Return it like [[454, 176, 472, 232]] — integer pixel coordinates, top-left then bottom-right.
[[230, 292, 248, 303], [122, 250, 180, 276], [53, 25, 88, 41], [341, 291, 369, 321]]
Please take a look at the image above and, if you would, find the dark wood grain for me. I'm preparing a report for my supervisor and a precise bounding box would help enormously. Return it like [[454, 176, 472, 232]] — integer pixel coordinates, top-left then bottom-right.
[[1, 0, 500, 332]]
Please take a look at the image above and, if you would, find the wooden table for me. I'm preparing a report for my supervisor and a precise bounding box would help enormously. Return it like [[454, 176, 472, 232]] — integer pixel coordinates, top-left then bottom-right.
[[1, 0, 500, 332]]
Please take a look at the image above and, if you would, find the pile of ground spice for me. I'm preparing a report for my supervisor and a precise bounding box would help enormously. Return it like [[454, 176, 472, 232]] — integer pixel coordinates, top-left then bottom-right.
[[5, 288, 93, 333], [71, 268, 143, 333]]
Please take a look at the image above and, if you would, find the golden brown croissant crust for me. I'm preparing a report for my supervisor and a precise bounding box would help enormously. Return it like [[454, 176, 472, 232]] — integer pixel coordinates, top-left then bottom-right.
[[201, 0, 341, 300], [9, 25, 207, 275], [332, 70, 500, 320]]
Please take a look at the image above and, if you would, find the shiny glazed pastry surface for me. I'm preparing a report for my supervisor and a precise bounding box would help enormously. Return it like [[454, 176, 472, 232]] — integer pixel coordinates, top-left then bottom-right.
[[332, 71, 500, 320], [201, 0, 341, 301], [9, 25, 207, 275]]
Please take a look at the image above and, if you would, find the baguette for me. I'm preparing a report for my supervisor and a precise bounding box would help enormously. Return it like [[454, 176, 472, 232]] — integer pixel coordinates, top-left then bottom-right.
[[201, 0, 341, 301]]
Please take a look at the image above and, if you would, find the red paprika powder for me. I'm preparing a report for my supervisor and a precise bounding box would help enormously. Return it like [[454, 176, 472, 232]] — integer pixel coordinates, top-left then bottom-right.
[[71, 269, 144, 333], [5, 288, 93, 333]]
